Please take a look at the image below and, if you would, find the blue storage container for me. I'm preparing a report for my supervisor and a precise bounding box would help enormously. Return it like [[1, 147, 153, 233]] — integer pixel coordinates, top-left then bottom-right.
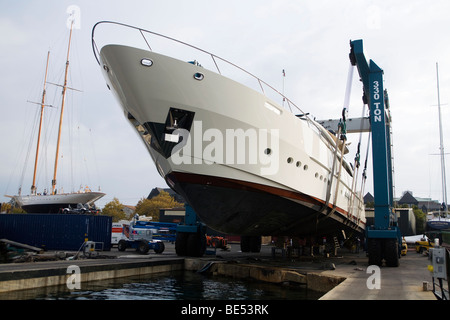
[[0, 214, 112, 251]]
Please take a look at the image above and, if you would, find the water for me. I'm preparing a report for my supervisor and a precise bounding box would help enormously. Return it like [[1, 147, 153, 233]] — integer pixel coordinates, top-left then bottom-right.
[[3, 270, 323, 300]]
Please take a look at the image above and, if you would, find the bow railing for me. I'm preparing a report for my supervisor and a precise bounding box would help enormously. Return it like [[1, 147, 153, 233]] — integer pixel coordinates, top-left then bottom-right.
[[91, 21, 305, 116]]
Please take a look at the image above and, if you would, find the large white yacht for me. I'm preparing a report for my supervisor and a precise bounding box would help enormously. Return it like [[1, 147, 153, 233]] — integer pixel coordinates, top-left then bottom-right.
[[92, 21, 365, 237]]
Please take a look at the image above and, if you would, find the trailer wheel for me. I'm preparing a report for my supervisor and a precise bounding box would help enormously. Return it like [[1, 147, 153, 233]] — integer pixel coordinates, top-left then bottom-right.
[[138, 241, 150, 254], [154, 241, 165, 254], [118, 240, 127, 252]]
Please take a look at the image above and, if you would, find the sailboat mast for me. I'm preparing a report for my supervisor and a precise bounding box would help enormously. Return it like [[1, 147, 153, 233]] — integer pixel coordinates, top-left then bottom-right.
[[436, 62, 448, 210], [52, 21, 74, 195], [31, 51, 50, 195]]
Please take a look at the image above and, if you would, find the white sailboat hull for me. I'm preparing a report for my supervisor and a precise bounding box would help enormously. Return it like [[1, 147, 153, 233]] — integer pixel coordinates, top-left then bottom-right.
[[98, 43, 365, 236], [12, 192, 105, 213]]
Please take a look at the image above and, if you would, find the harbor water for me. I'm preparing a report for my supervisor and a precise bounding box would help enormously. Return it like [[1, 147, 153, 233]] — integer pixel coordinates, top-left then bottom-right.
[[1, 270, 323, 300]]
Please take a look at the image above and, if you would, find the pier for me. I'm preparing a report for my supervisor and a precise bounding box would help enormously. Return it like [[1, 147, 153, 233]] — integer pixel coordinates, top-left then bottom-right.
[[0, 243, 436, 300]]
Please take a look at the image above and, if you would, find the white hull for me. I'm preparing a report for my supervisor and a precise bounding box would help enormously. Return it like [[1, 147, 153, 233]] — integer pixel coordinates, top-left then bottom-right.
[[97, 41, 365, 236], [11, 191, 105, 213]]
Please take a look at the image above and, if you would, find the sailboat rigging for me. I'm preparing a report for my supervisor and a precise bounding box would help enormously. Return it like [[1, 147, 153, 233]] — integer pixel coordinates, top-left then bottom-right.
[[31, 51, 50, 196], [427, 62, 450, 231], [52, 20, 74, 195], [436, 62, 448, 212], [7, 20, 104, 213]]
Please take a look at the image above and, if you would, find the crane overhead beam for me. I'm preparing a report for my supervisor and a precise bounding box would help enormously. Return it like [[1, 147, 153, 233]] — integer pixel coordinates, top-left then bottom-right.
[[318, 117, 370, 134]]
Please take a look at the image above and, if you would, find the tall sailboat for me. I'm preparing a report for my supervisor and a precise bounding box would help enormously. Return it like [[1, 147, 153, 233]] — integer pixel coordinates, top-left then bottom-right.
[[8, 20, 104, 213], [428, 62, 450, 230]]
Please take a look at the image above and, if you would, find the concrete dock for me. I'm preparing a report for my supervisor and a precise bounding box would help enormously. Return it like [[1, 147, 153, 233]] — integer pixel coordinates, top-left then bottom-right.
[[0, 255, 184, 295], [187, 245, 437, 300], [0, 243, 438, 300], [319, 250, 436, 300]]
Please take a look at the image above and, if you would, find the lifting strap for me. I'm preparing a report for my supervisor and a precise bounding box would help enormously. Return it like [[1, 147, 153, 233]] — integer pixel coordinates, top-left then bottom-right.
[[320, 113, 347, 220]]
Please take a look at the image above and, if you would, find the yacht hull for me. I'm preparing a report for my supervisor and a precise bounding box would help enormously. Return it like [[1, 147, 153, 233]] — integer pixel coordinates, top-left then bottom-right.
[[12, 192, 105, 213], [166, 171, 359, 236]]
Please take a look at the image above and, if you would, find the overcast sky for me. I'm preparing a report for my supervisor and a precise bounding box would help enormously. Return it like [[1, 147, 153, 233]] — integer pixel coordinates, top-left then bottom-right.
[[1, 0, 450, 208]]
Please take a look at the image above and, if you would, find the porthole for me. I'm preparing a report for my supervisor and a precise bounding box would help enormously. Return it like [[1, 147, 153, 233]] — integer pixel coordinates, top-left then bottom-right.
[[194, 72, 204, 80], [103, 64, 109, 72], [315, 173, 319, 178], [287, 157, 293, 164], [141, 58, 153, 67], [303, 164, 308, 170], [264, 148, 272, 155], [296, 161, 301, 167]]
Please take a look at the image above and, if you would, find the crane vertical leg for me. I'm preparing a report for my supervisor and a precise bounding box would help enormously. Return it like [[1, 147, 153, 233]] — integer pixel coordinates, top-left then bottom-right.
[[350, 39, 401, 267]]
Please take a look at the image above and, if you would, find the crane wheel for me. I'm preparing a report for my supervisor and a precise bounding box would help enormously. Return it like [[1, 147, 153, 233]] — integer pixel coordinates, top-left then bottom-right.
[[368, 238, 382, 266], [175, 232, 189, 256], [384, 238, 399, 267], [187, 233, 206, 257], [241, 236, 261, 253]]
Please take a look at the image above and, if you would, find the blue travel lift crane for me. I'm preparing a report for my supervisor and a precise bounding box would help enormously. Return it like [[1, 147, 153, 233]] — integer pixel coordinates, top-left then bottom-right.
[[349, 39, 402, 267], [174, 40, 402, 265]]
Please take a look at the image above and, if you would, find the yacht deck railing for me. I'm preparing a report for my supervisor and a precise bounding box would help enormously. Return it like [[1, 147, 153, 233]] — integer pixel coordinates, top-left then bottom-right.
[[91, 21, 306, 116]]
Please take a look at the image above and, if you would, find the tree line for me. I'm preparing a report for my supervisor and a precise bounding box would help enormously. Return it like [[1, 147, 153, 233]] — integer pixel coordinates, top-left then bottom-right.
[[102, 190, 183, 222], [1, 193, 428, 232], [1, 190, 183, 222]]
